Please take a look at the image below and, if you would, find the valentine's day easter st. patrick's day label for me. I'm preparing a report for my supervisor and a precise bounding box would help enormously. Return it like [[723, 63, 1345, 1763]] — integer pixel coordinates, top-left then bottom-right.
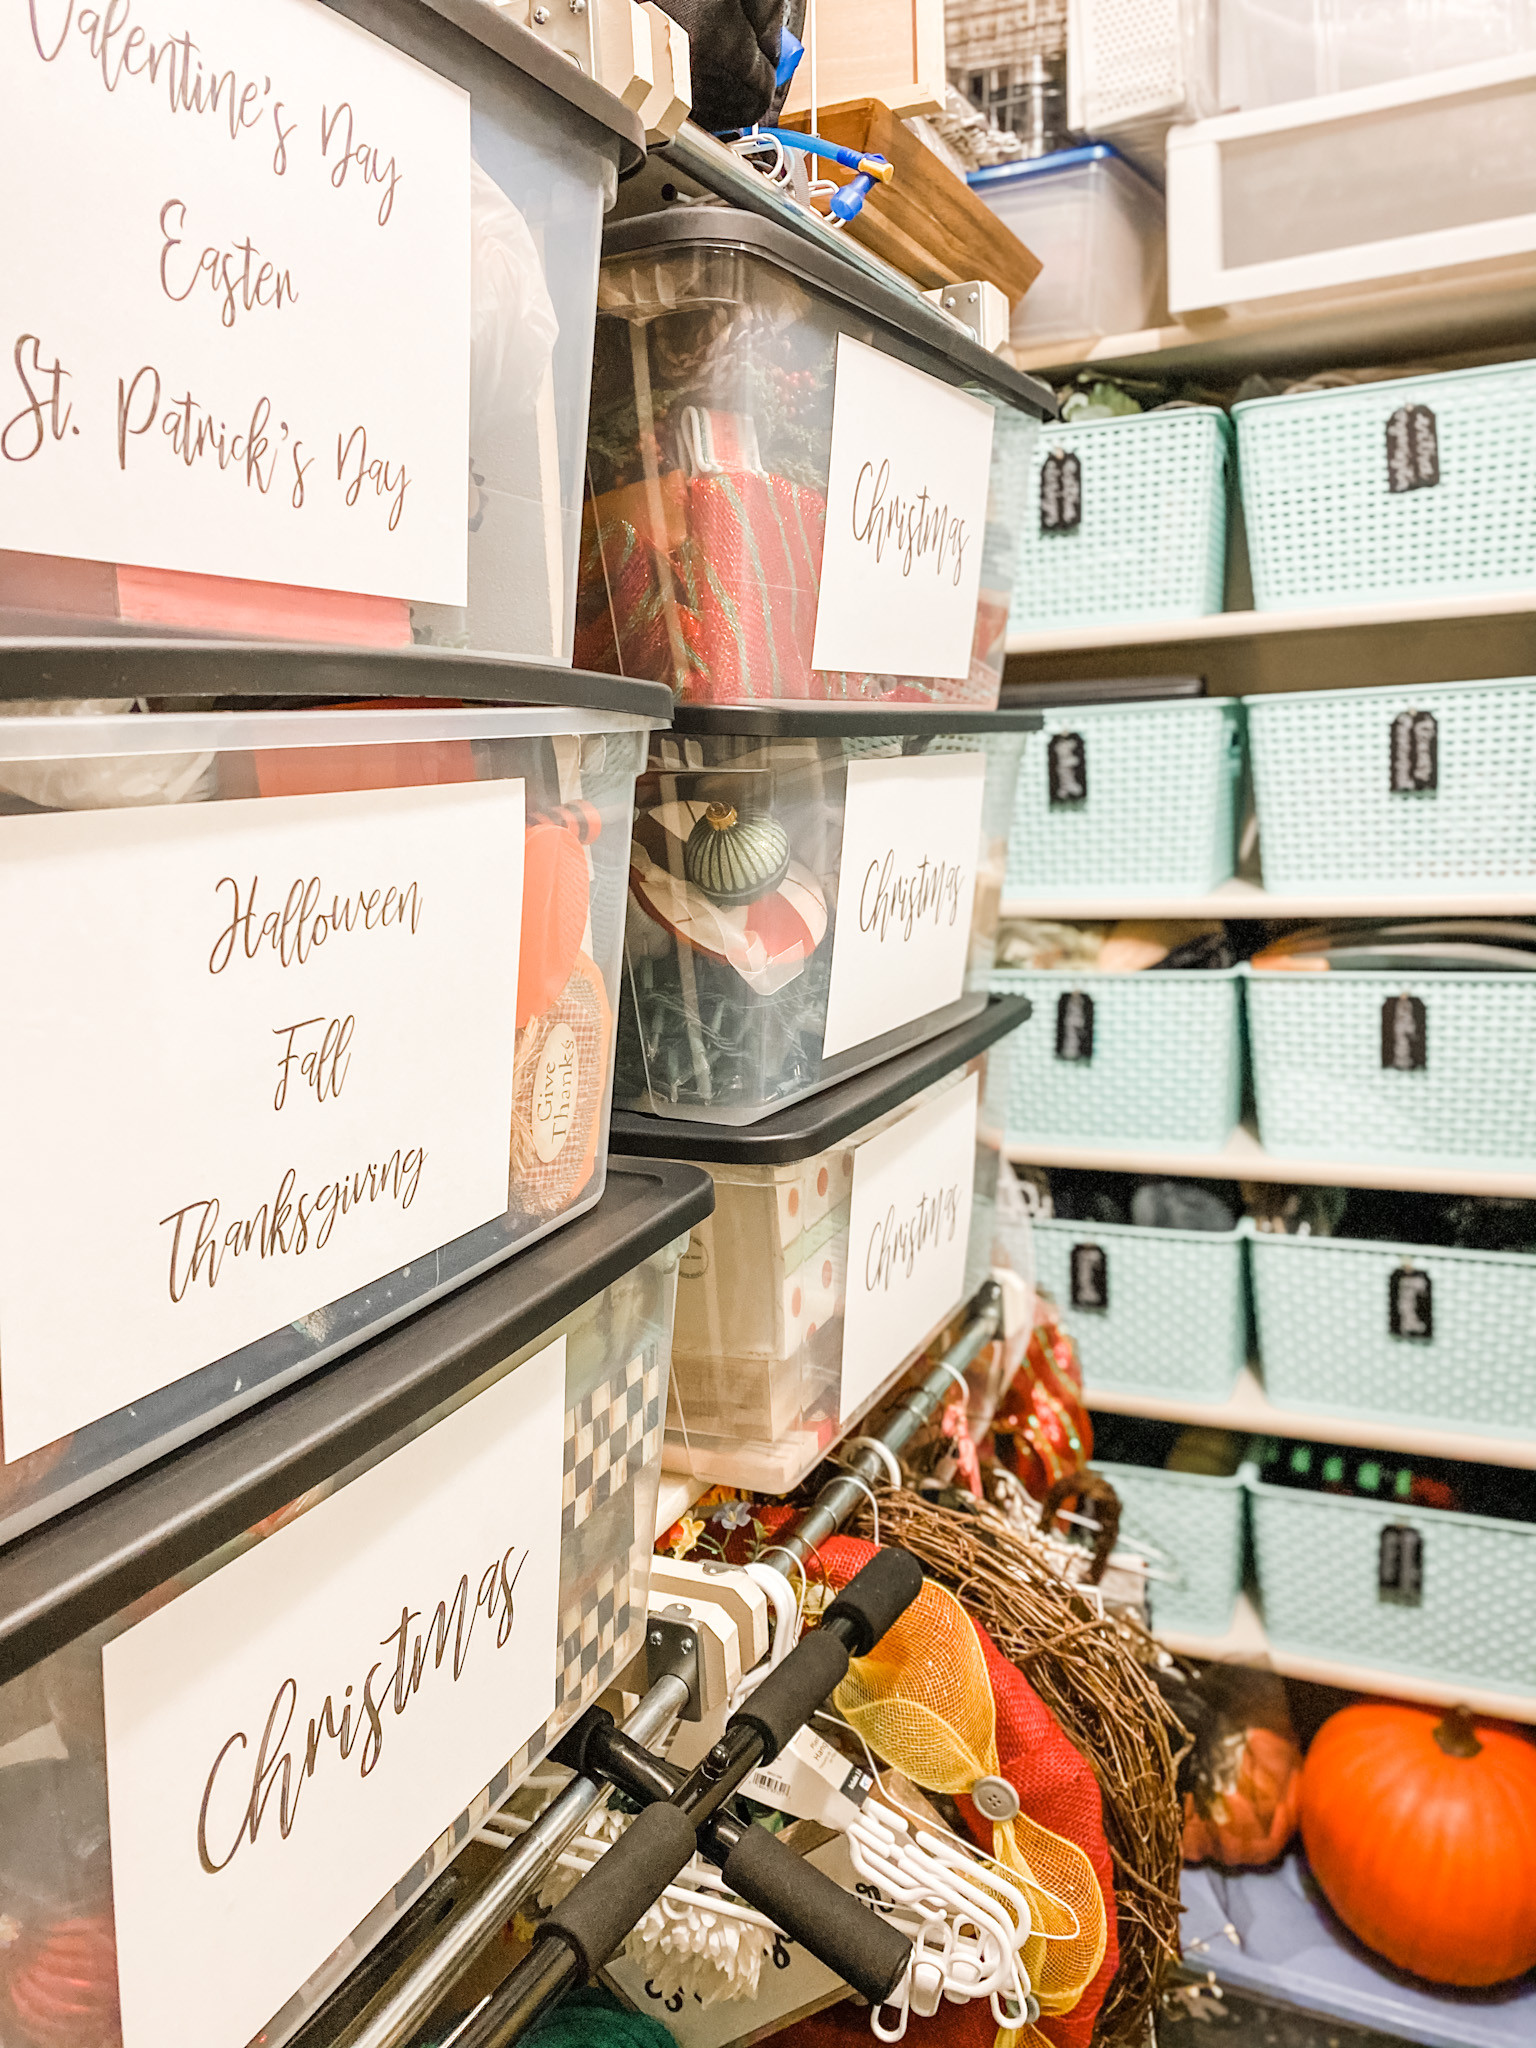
[[838, 1067, 979, 1419], [102, 1337, 566, 2048], [1, 0, 470, 602], [0, 779, 523, 1459]]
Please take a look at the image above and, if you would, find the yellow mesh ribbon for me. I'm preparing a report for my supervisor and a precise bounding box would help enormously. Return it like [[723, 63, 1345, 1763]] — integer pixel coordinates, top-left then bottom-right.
[[834, 1581, 1107, 2042]]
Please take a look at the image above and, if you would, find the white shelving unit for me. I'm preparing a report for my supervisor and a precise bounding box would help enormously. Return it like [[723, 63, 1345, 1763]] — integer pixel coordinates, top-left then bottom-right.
[[1003, 876, 1536, 920], [1087, 1365, 1536, 1471], [1156, 1592, 1536, 1725]]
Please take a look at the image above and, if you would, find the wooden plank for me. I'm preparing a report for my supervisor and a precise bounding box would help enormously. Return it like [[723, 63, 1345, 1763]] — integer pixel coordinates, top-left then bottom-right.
[[780, 0, 945, 118], [783, 99, 1041, 303]]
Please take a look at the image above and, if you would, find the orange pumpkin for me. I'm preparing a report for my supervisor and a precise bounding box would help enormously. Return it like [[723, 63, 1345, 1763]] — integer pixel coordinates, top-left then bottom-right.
[[1184, 1722, 1302, 1867], [1300, 1701, 1536, 1987]]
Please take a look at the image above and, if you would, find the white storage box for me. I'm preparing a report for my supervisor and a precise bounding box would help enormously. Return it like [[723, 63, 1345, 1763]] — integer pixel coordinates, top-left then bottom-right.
[[0, 0, 643, 664], [1066, 0, 1219, 175], [611, 1002, 1027, 1494], [0, 1162, 709, 2048], [1220, 0, 1536, 114], [1167, 52, 1536, 316], [969, 147, 1166, 352], [0, 676, 668, 1544]]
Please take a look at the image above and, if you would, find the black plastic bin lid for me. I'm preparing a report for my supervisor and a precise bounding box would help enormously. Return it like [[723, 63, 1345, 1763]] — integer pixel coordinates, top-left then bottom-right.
[[0, 1161, 713, 1686], [603, 210, 1057, 422], [0, 638, 675, 720], [666, 704, 1044, 739], [609, 994, 1033, 1166]]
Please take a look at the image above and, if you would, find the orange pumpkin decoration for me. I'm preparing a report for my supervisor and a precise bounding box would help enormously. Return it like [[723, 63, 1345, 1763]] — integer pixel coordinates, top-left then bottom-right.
[[1300, 1701, 1536, 1987], [1184, 1722, 1303, 1867]]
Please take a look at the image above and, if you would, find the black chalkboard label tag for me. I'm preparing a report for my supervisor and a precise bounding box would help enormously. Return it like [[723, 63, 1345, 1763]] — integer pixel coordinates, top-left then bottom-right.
[[1381, 993, 1427, 1071], [1055, 990, 1094, 1062], [1390, 1266, 1434, 1340], [1378, 1524, 1424, 1606], [1040, 449, 1082, 531], [1048, 731, 1087, 805], [1386, 403, 1439, 493], [1390, 709, 1438, 793], [1070, 1242, 1108, 1310]]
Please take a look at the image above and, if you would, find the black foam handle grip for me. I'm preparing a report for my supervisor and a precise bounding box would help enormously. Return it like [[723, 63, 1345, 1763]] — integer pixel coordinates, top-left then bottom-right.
[[540, 1801, 697, 1976], [722, 1822, 912, 2006], [728, 1628, 848, 1764], [823, 1546, 925, 1657]]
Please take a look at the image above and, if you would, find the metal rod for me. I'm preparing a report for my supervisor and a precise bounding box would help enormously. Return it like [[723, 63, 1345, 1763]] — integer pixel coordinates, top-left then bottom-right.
[[761, 1282, 1003, 1572], [450, 1929, 577, 2048], [332, 1675, 688, 2048]]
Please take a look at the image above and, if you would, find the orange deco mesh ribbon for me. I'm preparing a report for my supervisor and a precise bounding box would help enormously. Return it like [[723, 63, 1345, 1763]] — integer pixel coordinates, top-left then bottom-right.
[[835, 1578, 1107, 2045]]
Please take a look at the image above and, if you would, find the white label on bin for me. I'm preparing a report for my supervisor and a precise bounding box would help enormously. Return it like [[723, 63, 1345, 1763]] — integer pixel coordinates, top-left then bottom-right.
[[820, 751, 984, 1060], [0, 780, 522, 1460], [809, 334, 995, 682], [0, 0, 470, 604], [102, 1334, 566, 2048], [838, 1068, 978, 1420]]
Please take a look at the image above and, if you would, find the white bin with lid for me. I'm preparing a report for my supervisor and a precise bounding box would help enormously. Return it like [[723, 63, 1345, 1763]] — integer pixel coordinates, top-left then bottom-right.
[[0, 0, 644, 664], [0, 660, 669, 1544], [0, 1161, 709, 2048]]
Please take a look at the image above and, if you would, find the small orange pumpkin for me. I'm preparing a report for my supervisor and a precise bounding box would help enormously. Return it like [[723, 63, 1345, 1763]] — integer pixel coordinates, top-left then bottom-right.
[[1184, 1721, 1303, 1867], [1300, 1701, 1536, 1987]]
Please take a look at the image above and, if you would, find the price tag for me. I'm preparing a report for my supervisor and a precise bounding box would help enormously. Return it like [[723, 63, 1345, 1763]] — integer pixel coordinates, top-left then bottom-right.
[[1055, 990, 1095, 1062], [1378, 1523, 1424, 1607], [1385, 404, 1439, 494], [1070, 1243, 1109, 1311], [1389, 709, 1438, 793], [1381, 993, 1427, 1071], [1389, 1267, 1434, 1340], [742, 1726, 875, 1824]]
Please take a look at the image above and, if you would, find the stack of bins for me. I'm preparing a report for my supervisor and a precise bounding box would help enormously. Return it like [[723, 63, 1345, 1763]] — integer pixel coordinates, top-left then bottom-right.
[[0, 11, 720, 2048], [590, 206, 1055, 1495]]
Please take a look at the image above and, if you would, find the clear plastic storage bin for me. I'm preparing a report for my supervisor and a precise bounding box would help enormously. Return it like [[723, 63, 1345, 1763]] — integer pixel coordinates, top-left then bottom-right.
[[1245, 676, 1536, 893], [618, 705, 1035, 1124], [0, 0, 643, 664], [1005, 696, 1242, 897], [1235, 361, 1536, 612], [1220, 0, 1536, 115], [1008, 410, 1232, 631], [611, 1005, 1026, 1494], [968, 147, 1167, 353], [0, 677, 667, 1542], [0, 1161, 709, 2048], [578, 210, 1054, 708]]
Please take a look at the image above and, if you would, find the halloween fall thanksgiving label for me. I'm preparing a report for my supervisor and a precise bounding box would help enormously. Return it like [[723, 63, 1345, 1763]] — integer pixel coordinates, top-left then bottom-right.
[[810, 334, 995, 681], [0, 779, 522, 1459], [102, 1336, 565, 2048], [0, 0, 470, 601]]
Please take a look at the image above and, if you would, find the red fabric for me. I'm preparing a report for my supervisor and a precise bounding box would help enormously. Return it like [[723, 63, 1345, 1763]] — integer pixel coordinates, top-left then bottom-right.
[[813, 1538, 1118, 2048]]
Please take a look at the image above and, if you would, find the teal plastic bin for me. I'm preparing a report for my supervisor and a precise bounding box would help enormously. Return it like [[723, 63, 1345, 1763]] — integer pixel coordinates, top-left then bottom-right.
[[990, 969, 1243, 1150], [1235, 359, 1536, 612], [1250, 1228, 1536, 1443], [1246, 675, 1536, 894], [1244, 965, 1536, 1168], [1010, 409, 1231, 629], [1249, 1469, 1536, 1700], [1006, 699, 1243, 899], [1034, 1216, 1247, 1402], [1096, 1458, 1247, 1639]]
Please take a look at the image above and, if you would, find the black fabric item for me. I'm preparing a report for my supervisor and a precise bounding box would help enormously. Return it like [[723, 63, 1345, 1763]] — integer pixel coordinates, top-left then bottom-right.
[[654, 0, 784, 131]]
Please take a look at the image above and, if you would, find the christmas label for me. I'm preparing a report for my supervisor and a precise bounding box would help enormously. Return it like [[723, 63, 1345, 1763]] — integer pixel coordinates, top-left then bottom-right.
[[0, 781, 522, 1460], [0, 0, 470, 601], [811, 334, 995, 682], [103, 1337, 565, 2048]]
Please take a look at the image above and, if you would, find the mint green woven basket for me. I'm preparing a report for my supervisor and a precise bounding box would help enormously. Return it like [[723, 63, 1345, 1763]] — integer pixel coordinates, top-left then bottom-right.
[[1095, 1460, 1246, 1638], [1246, 676, 1536, 893], [1235, 359, 1536, 611], [1006, 700, 1243, 898], [1034, 1218, 1247, 1401], [1244, 965, 1536, 1167], [990, 970, 1243, 1149], [1250, 1229, 1536, 1442], [1249, 1475, 1536, 1698], [1010, 409, 1231, 628]]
